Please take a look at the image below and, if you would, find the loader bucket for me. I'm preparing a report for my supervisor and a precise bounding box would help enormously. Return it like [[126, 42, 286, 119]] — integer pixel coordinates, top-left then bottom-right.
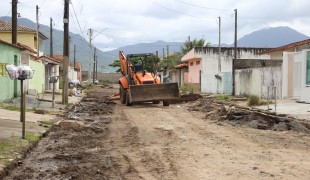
[[128, 83, 180, 103]]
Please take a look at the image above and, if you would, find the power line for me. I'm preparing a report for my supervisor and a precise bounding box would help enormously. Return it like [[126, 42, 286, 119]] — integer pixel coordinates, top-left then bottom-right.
[[147, 0, 215, 19], [70, 1, 87, 42], [174, 0, 230, 11]]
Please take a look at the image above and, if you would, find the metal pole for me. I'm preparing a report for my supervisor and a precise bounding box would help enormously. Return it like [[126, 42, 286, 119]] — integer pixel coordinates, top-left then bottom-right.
[[274, 87, 277, 112], [12, 0, 17, 45], [73, 44, 76, 69], [21, 80, 25, 139], [267, 86, 269, 110], [232, 9, 237, 96]]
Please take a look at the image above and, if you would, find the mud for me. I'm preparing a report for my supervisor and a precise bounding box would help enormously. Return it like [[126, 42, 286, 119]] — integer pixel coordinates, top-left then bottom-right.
[[189, 98, 310, 133], [4, 85, 310, 179]]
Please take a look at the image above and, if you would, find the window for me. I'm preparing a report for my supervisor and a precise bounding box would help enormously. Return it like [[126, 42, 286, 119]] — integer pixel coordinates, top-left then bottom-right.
[[0, 63, 3, 77], [4, 64, 9, 76], [190, 62, 193, 66], [307, 51, 310, 85], [196, 61, 200, 65]]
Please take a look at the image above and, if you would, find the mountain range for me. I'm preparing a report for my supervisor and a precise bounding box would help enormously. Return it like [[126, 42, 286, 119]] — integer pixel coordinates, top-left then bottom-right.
[[1, 16, 309, 72]]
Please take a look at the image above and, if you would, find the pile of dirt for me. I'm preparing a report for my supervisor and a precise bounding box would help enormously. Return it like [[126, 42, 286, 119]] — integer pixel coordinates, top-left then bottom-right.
[[170, 94, 202, 104], [188, 98, 310, 133]]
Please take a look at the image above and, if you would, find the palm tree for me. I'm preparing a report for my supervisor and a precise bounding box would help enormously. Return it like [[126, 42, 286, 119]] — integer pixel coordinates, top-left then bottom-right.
[[181, 38, 210, 55]]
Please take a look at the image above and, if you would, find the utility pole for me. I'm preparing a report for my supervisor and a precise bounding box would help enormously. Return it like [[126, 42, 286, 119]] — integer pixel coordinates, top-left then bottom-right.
[[88, 28, 93, 82], [93, 47, 96, 83], [95, 55, 98, 80], [218, 16, 221, 72], [62, 0, 69, 104], [232, 9, 237, 96], [36, 5, 39, 59], [73, 44, 76, 69], [50, 17, 53, 57], [162, 48, 165, 60], [12, 0, 17, 45], [188, 36, 192, 51]]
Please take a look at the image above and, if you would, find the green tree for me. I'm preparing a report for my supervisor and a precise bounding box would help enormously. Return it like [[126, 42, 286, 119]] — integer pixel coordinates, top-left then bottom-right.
[[109, 59, 121, 73], [158, 53, 182, 70], [181, 38, 211, 55]]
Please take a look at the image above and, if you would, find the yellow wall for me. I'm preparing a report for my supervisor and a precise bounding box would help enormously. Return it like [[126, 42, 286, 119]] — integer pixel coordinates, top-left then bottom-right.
[[0, 32, 36, 49]]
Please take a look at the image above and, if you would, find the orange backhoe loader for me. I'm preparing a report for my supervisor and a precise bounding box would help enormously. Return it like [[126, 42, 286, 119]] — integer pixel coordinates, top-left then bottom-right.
[[118, 51, 180, 106]]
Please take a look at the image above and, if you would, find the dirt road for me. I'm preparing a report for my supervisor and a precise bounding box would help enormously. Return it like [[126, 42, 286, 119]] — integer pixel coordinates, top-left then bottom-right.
[[5, 86, 310, 179]]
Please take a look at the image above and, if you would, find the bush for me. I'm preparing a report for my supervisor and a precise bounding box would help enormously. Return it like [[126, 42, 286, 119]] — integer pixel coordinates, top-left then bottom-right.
[[180, 85, 193, 94], [247, 95, 260, 106], [216, 94, 230, 100]]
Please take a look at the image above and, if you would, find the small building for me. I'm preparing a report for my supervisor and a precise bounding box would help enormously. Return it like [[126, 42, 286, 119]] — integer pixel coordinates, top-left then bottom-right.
[[40, 55, 61, 91], [51, 54, 80, 84], [0, 39, 21, 101], [0, 20, 48, 56], [261, 39, 310, 102], [71, 62, 82, 83], [181, 47, 271, 94]]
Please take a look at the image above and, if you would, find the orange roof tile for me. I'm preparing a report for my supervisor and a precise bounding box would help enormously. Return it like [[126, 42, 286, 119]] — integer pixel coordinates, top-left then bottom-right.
[[0, 20, 48, 40]]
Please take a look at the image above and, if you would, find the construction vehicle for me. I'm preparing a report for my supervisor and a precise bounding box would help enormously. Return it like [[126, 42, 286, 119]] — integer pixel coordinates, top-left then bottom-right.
[[118, 51, 180, 106]]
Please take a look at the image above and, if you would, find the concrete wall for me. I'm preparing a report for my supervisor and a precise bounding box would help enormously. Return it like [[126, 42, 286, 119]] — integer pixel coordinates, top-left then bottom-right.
[[82, 72, 122, 82], [196, 47, 270, 94], [283, 50, 310, 101], [29, 60, 45, 94], [188, 59, 201, 83], [235, 66, 282, 99], [0, 43, 21, 101], [0, 32, 44, 56]]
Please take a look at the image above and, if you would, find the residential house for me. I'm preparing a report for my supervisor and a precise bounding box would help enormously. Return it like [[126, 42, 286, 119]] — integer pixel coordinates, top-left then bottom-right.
[[40, 55, 61, 91], [70, 62, 82, 83], [0, 20, 48, 94], [181, 47, 271, 94], [51, 54, 79, 84], [168, 64, 188, 88], [0, 39, 21, 101], [0, 20, 47, 56], [262, 39, 310, 101]]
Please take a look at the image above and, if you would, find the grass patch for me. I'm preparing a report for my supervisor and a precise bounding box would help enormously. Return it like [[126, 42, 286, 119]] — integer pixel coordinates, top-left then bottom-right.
[[25, 133, 41, 144], [216, 94, 230, 100], [247, 95, 260, 106], [1, 105, 37, 112], [180, 85, 194, 94], [0, 140, 24, 162]]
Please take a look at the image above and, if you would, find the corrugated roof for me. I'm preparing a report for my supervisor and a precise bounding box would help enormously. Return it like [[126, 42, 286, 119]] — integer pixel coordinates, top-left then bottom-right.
[[39, 55, 61, 63], [260, 38, 310, 54], [0, 20, 48, 40]]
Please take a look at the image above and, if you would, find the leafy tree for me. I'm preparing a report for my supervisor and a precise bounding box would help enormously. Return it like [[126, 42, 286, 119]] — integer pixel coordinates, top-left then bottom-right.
[[158, 53, 182, 70], [181, 38, 211, 55], [109, 59, 121, 73]]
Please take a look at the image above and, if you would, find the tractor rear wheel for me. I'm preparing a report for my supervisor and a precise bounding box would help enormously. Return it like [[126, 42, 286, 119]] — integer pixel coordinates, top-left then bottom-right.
[[119, 85, 126, 104], [163, 100, 169, 106], [125, 90, 132, 106]]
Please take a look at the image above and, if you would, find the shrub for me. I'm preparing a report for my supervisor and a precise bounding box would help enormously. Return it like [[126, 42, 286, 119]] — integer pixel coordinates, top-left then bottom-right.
[[216, 94, 230, 100], [247, 95, 260, 106]]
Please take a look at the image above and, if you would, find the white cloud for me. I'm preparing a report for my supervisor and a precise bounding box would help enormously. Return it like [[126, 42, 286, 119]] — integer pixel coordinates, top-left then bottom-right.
[[0, 0, 309, 51]]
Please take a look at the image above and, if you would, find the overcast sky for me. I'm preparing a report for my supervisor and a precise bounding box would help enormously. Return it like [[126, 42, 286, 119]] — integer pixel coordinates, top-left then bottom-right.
[[1, 0, 310, 51]]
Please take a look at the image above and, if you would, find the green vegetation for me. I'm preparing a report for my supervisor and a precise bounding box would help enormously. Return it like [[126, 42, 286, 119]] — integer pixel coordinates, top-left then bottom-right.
[[0, 140, 24, 164], [247, 95, 275, 106], [25, 133, 41, 144], [216, 94, 230, 100], [180, 85, 194, 94], [181, 38, 211, 55], [1, 105, 36, 112], [247, 95, 260, 106]]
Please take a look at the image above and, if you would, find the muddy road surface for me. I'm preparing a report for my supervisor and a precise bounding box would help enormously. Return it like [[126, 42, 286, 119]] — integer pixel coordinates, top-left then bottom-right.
[[5, 85, 310, 179]]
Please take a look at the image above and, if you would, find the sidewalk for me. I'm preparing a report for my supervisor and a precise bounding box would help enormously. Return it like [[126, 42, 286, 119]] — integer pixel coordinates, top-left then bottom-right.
[[0, 91, 83, 178], [237, 99, 310, 120]]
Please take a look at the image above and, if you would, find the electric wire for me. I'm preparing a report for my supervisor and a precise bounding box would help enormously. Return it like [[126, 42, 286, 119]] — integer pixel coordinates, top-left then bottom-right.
[[147, 0, 215, 19], [174, 0, 231, 11]]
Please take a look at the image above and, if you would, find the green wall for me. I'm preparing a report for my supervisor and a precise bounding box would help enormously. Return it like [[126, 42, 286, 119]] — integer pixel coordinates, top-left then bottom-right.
[[29, 60, 45, 94], [0, 43, 21, 102]]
